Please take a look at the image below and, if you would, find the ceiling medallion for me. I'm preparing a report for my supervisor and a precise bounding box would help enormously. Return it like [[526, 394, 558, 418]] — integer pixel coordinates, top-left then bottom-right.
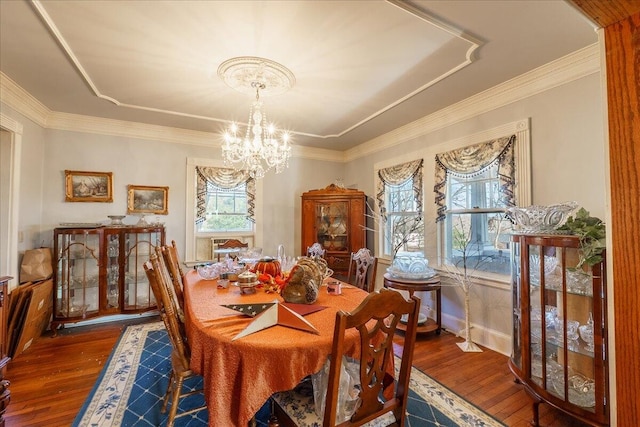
[[218, 57, 295, 179], [218, 56, 295, 97]]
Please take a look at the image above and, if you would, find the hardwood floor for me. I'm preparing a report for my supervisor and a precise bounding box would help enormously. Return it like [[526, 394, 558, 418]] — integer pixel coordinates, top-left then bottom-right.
[[5, 319, 589, 427]]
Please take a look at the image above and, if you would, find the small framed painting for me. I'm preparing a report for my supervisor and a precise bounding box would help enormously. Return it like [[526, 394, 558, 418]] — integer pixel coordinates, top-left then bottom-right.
[[127, 185, 169, 215], [65, 170, 113, 202]]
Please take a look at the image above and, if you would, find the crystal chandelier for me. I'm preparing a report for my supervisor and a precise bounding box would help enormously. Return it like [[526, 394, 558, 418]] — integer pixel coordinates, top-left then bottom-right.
[[219, 57, 295, 179]]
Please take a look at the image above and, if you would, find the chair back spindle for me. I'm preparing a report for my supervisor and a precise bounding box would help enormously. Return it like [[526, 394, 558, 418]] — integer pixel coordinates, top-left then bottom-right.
[[347, 248, 378, 292], [158, 241, 185, 314]]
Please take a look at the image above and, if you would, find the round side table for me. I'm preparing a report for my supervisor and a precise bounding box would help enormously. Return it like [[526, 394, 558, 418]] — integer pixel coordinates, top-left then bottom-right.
[[383, 272, 441, 335]]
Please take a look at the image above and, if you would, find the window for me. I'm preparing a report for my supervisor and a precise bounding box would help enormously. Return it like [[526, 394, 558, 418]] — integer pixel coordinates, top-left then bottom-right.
[[444, 166, 513, 275], [435, 135, 517, 276], [195, 166, 255, 234], [376, 159, 424, 258], [196, 182, 252, 233], [384, 179, 424, 256]]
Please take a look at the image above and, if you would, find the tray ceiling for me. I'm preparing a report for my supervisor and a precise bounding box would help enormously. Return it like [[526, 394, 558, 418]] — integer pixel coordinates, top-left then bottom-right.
[[0, 0, 598, 150]]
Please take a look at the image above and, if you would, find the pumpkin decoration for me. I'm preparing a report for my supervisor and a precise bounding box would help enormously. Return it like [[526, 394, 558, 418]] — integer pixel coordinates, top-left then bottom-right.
[[251, 257, 282, 277]]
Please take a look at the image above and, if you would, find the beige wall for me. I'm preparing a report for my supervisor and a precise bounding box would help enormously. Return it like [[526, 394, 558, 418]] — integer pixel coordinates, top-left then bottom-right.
[[345, 72, 606, 354]]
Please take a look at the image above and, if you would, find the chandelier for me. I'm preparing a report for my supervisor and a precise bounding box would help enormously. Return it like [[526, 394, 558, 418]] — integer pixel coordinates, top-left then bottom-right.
[[218, 57, 295, 179]]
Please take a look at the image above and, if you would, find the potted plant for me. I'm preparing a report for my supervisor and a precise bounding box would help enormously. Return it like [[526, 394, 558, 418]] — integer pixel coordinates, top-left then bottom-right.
[[557, 208, 606, 269]]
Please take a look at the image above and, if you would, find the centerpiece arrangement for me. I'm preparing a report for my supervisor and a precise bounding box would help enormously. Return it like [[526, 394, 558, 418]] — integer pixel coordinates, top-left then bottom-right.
[[223, 254, 332, 304]]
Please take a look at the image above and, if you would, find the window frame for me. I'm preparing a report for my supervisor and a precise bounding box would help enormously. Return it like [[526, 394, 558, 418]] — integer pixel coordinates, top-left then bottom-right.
[[436, 122, 531, 285], [382, 178, 424, 258], [196, 180, 253, 234], [185, 158, 263, 261]]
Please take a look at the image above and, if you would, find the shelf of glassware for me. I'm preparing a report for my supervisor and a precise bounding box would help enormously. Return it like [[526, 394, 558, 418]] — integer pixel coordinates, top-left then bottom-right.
[[54, 229, 103, 322], [104, 226, 162, 313], [509, 234, 609, 427]]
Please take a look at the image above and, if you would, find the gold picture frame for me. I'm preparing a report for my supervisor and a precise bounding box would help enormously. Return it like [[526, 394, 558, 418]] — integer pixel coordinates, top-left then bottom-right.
[[127, 185, 169, 215], [65, 170, 113, 202]]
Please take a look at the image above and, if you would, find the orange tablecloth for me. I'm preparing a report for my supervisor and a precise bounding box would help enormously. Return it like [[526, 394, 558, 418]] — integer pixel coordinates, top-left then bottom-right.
[[183, 270, 370, 427]]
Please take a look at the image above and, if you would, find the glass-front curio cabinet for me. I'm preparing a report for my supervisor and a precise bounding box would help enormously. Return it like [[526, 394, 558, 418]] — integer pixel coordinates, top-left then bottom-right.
[[510, 234, 608, 426], [301, 184, 366, 275], [52, 225, 164, 333]]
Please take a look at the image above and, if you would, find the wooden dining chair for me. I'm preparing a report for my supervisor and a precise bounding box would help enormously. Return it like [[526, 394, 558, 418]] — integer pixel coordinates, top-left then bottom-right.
[[271, 288, 421, 427], [158, 240, 185, 314], [306, 242, 326, 258], [144, 253, 206, 427], [347, 248, 378, 292], [216, 238, 249, 261]]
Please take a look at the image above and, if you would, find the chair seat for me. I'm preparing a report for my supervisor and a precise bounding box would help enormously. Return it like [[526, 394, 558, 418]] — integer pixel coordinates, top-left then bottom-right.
[[272, 388, 396, 427]]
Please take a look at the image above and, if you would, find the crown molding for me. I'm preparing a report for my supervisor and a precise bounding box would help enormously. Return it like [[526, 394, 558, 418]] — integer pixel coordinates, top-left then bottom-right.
[[0, 74, 50, 126], [47, 110, 217, 146], [344, 43, 600, 162], [1, 43, 598, 164]]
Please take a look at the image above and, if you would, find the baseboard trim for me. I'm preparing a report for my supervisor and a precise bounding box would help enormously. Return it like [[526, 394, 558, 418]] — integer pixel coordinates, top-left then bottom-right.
[[441, 312, 511, 356]]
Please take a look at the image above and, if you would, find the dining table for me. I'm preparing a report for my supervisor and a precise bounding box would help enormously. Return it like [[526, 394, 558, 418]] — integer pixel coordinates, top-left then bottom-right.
[[183, 269, 375, 427]]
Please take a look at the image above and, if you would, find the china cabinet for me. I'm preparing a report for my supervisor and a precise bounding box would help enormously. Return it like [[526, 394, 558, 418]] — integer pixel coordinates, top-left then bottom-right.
[[509, 234, 608, 426], [0, 276, 10, 427], [301, 184, 366, 275], [52, 225, 164, 332]]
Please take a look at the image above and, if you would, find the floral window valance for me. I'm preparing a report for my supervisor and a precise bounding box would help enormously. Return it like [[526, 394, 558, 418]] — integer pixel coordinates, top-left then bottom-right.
[[195, 166, 256, 224], [434, 134, 516, 222], [376, 159, 424, 222]]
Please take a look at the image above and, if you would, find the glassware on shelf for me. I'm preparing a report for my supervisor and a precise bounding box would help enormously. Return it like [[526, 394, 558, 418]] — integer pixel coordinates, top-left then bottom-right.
[[545, 306, 558, 328], [566, 270, 593, 295], [530, 254, 558, 276], [579, 312, 595, 352], [554, 317, 580, 342], [550, 370, 596, 408]]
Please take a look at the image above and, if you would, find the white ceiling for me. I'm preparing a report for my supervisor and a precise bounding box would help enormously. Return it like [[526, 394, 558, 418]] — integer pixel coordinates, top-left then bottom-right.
[[0, 0, 597, 151]]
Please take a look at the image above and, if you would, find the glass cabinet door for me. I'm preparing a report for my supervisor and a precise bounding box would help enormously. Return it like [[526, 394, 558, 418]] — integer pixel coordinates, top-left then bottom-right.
[[55, 230, 101, 319], [105, 232, 120, 309], [529, 243, 597, 410], [315, 201, 349, 252], [511, 240, 522, 372], [123, 228, 161, 311]]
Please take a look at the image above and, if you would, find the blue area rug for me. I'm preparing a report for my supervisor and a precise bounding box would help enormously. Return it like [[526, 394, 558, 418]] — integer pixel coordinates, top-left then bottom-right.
[[74, 322, 505, 427]]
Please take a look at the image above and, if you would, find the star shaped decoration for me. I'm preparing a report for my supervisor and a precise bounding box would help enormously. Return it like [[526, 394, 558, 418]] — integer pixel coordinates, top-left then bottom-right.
[[223, 300, 320, 340], [221, 302, 276, 317]]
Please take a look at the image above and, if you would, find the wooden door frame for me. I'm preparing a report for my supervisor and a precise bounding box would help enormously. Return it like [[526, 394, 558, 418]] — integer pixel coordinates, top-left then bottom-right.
[[568, 2, 640, 425]]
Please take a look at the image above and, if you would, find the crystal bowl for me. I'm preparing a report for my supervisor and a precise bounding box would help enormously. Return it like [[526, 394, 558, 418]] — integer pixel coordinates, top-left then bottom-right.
[[506, 201, 578, 234], [196, 263, 222, 280], [530, 254, 558, 276], [579, 324, 594, 351], [107, 215, 126, 225], [387, 254, 436, 279]]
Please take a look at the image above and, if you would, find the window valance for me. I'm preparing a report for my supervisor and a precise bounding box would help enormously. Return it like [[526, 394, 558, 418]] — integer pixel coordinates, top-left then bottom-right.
[[195, 166, 255, 224], [376, 159, 424, 222], [434, 134, 516, 222]]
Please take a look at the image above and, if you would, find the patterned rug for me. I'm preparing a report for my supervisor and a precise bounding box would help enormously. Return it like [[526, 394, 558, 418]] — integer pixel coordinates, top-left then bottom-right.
[[74, 322, 505, 427]]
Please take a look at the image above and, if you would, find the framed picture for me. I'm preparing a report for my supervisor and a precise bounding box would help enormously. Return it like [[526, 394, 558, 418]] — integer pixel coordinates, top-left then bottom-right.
[[127, 185, 169, 215], [65, 170, 113, 202]]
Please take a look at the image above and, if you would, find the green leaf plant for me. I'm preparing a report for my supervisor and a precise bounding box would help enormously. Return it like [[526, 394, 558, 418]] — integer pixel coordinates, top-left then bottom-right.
[[557, 208, 606, 269]]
